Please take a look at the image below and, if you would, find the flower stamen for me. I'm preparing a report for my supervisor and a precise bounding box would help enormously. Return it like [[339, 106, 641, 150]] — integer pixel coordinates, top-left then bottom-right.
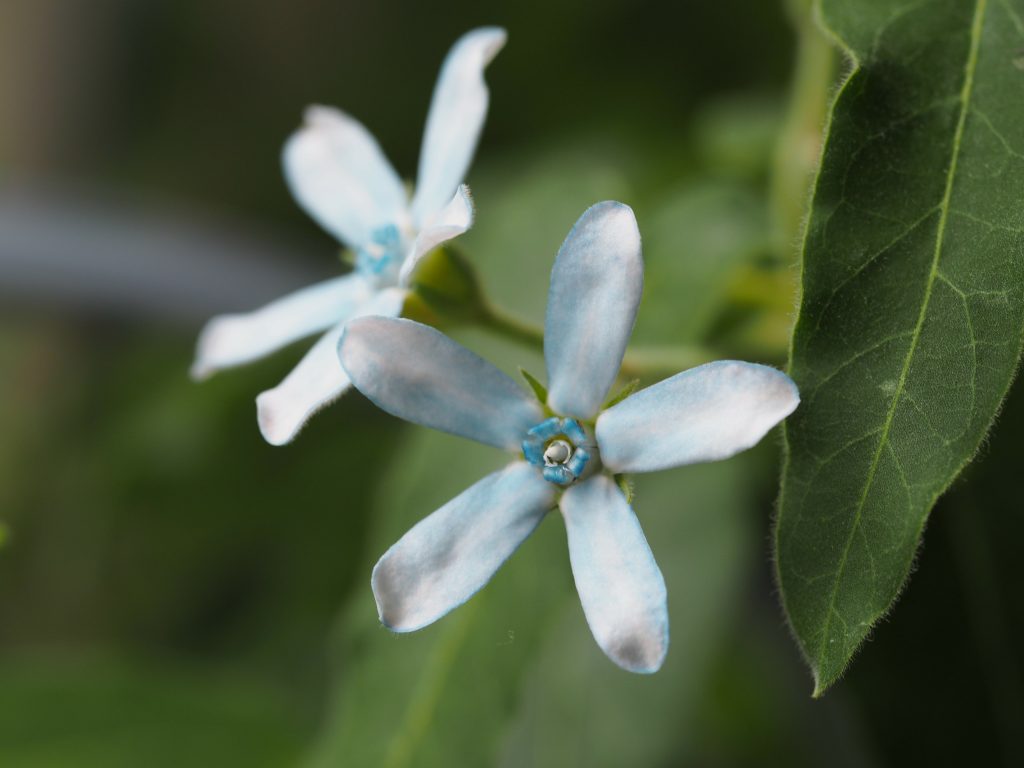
[[522, 417, 593, 486], [356, 224, 404, 281]]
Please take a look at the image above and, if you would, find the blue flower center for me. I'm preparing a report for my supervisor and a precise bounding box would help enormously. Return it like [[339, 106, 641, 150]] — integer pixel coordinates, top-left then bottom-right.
[[522, 417, 592, 486], [356, 224, 404, 282]]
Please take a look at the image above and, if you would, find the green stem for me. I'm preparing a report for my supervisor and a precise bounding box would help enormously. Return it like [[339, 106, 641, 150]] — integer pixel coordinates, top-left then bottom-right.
[[620, 344, 717, 379], [420, 245, 771, 379], [478, 300, 717, 380], [477, 302, 546, 350], [770, 0, 836, 259]]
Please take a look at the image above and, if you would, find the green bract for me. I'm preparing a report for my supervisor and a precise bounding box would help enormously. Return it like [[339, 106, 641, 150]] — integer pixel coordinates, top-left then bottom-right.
[[776, 0, 1024, 695]]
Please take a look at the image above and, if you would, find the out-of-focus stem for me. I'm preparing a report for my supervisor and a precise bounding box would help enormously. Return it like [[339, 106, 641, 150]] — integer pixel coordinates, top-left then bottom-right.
[[477, 302, 546, 350], [770, 0, 836, 260], [479, 300, 717, 380], [620, 344, 717, 379]]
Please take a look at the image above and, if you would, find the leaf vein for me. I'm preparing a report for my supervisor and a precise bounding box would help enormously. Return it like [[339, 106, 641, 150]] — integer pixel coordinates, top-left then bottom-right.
[[811, 0, 989, 677]]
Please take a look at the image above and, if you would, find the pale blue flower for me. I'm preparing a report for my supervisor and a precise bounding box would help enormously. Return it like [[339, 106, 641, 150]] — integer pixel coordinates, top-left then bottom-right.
[[338, 201, 800, 673], [191, 27, 506, 445]]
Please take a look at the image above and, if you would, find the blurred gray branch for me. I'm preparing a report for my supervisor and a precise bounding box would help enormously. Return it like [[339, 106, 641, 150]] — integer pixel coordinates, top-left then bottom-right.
[[0, 187, 327, 325]]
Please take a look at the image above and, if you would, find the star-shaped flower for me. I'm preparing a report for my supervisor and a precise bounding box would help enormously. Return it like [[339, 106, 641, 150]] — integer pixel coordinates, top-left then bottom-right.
[[191, 27, 507, 445], [337, 201, 800, 673]]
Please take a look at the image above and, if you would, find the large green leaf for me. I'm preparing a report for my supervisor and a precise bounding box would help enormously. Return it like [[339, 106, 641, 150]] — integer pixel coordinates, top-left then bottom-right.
[[776, 0, 1024, 694]]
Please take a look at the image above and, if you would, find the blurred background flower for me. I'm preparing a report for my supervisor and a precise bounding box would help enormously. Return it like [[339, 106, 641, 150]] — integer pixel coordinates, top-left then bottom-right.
[[1, 1, 1021, 766]]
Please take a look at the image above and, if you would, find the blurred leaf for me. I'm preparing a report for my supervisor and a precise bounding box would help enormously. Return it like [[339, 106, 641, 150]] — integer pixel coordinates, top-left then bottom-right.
[[0, 327, 403, 694], [461, 142, 635, 324], [632, 180, 769, 345], [496, 459, 753, 767], [691, 95, 783, 180], [776, 0, 1024, 694], [0, 654, 304, 768], [306, 428, 574, 768], [309, 431, 758, 768]]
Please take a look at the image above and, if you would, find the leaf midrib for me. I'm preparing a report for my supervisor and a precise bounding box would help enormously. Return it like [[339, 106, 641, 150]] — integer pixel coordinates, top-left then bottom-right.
[[811, 0, 989, 689]]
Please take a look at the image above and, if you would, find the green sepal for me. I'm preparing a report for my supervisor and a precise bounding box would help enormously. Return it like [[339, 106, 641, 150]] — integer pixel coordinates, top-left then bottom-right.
[[614, 473, 635, 504], [604, 379, 641, 410], [519, 368, 548, 404], [338, 247, 357, 269], [400, 291, 442, 327], [408, 246, 487, 325]]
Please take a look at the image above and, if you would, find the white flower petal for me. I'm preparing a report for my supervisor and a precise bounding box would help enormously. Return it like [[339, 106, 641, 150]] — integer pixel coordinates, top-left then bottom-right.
[[256, 287, 406, 446], [596, 360, 800, 473], [398, 185, 474, 285], [560, 475, 668, 674], [545, 201, 643, 420], [410, 27, 506, 228], [338, 316, 543, 451], [283, 105, 408, 248], [191, 273, 373, 381], [373, 461, 554, 632]]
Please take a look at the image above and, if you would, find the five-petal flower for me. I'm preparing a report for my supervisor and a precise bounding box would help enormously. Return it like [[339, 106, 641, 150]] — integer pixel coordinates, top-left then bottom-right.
[[337, 201, 800, 673], [191, 27, 506, 445]]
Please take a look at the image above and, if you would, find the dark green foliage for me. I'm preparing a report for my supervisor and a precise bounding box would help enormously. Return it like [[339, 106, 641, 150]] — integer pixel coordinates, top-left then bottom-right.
[[777, 0, 1024, 694]]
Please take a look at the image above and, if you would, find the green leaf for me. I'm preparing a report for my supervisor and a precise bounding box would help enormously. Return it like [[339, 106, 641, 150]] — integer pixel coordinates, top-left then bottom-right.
[[776, 0, 1024, 695]]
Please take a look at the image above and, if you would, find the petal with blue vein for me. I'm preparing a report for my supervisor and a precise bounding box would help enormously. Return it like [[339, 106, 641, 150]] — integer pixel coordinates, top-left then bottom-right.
[[596, 360, 799, 473], [191, 273, 374, 381], [283, 105, 408, 249], [255, 288, 406, 446], [339, 316, 543, 450], [372, 461, 554, 632], [545, 201, 643, 420], [410, 27, 506, 228], [399, 185, 474, 286], [560, 475, 668, 674]]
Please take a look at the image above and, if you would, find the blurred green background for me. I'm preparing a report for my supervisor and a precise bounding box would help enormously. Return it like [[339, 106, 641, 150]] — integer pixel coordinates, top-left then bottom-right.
[[1, 1, 1022, 766]]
